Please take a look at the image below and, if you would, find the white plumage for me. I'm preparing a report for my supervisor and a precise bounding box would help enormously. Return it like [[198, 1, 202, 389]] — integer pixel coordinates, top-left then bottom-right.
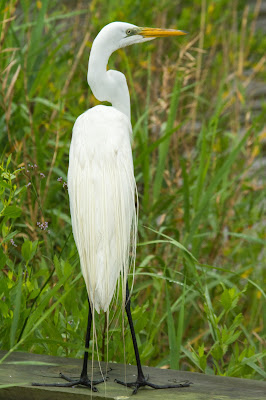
[[68, 105, 137, 313], [33, 21, 188, 393], [67, 22, 186, 316]]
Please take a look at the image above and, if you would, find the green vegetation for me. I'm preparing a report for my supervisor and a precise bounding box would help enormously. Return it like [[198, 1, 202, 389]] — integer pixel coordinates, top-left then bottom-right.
[[0, 0, 265, 381]]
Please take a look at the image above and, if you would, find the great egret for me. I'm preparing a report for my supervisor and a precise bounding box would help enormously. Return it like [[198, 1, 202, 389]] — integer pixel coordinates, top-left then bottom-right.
[[33, 21, 189, 394]]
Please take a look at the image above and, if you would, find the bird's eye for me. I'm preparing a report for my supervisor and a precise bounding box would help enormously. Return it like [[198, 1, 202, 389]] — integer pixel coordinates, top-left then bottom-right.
[[126, 29, 132, 35]]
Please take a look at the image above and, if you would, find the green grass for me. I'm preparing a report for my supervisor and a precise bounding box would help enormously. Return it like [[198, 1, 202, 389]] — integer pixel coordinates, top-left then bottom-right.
[[0, 0, 265, 381]]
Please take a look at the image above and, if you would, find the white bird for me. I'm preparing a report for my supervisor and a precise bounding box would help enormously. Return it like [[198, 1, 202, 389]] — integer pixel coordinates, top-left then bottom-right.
[[33, 21, 189, 394]]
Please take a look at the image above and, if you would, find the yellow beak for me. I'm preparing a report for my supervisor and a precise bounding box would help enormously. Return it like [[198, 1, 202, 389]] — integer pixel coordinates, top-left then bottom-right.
[[140, 27, 188, 37]]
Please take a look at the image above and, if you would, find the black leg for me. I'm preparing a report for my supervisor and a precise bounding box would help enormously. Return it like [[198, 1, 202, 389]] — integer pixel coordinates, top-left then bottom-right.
[[32, 299, 105, 391], [80, 299, 93, 379], [115, 282, 191, 394]]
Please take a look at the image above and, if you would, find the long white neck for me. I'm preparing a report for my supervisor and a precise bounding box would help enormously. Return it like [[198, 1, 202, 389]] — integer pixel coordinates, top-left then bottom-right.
[[87, 34, 131, 120]]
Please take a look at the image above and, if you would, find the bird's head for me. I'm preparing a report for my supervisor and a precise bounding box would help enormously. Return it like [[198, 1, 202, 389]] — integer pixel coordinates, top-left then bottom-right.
[[88, 22, 187, 119], [94, 21, 187, 51]]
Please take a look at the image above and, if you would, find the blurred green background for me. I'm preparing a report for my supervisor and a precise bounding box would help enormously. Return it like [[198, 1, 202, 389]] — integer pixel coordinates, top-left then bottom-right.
[[0, 0, 265, 380]]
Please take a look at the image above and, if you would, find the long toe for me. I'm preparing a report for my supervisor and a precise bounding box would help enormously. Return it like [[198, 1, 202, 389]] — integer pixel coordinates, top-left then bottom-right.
[[146, 381, 191, 389], [32, 373, 105, 390], [59, 372, 76, 382], [115, 377, 191, 394], [32, 380, 80, 388], [114, 378, 132, 387]]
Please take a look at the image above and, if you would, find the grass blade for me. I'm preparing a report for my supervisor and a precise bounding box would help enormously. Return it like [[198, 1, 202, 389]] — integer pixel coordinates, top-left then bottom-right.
[[188, 126, 253, 243], [176, 279, 186, 368], [153, 75, 181, 203], [180, 158, 190, 232], [165, 281, 178, 369], [10, 265, 23, 348]]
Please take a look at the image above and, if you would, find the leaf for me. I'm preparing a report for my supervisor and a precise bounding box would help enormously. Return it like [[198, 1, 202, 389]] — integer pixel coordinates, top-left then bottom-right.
[[198, 343, 205, 358], [220, 287, 240, 312], [224, 330, 241, 345], [211, 343, 225, 361], [6, 154, 12, 169], [181, 346, 202, 371], [14, 186, 26, 197], [199, 356, 207, 371], [21, 240, 32, 262], [0, 178, 11, 189], [228, 232, 265, 245], [220, 288, 232, 311], [243, 360, 266, 379], [2, 205, 21, 218], [0, 248, 7, 268], [231, 313, 244, 331], [1, 230, 19, 244], [32, 97, 60, 111], [22, 240, 38, 262], [142, 226, 198, 262], [1, 172, 16, 180]]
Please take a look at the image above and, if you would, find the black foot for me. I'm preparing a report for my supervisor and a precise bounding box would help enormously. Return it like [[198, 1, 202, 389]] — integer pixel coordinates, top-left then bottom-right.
[[32, 373, 106, 392], [115, 375, 191, 395]]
